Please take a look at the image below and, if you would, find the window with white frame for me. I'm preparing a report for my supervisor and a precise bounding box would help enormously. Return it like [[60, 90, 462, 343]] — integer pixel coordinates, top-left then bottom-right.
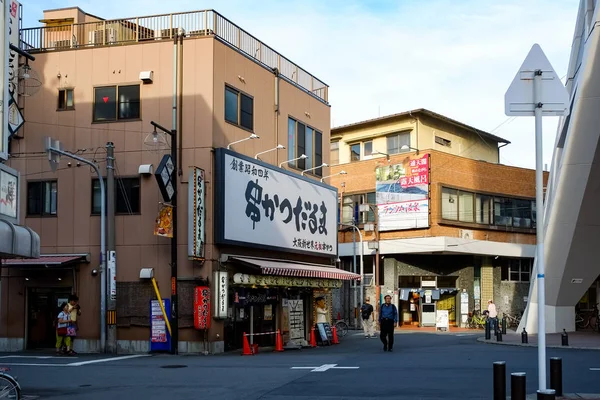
[[386, 131, 410, 154], [501, 259, 532, 282]]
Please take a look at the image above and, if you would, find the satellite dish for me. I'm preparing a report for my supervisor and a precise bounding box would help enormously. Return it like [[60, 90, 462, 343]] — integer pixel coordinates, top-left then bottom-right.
[[18, 64, 42, 97]]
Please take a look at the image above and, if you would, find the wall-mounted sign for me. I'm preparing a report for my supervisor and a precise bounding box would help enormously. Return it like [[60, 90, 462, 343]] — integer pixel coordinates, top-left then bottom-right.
[[0, 164, 18, 223], [375, 154, 430, 231], [232, 273, 342, 289], [154, 204, 173, 238], [154, 154, 175, 203], [214, 271, 228, 319], [193, 286, 210, 330], [187, 167, 205, 260], [214, 148, 338, 256], [107, 251, 116, 301]]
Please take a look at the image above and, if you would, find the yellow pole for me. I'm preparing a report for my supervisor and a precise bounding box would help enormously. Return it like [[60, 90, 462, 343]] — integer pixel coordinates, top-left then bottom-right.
[[151, 277, 172, 337]]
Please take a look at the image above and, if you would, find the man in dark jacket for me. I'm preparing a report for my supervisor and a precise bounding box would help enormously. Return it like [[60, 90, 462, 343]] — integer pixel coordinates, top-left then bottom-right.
[[378, 295, 398, 352]]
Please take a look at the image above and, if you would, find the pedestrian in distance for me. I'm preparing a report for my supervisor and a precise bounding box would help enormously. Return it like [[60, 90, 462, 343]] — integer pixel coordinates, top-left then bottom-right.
[[360, 297, 375, 338], [487, 299, 498, 333], [378, 295, 398, 352], [56, 302, 72, 355], [67, 294, 81, 355]]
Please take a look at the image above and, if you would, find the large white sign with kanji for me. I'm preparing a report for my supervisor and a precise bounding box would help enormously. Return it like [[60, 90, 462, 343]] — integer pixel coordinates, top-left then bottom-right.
[[215, 148, 338, 256]]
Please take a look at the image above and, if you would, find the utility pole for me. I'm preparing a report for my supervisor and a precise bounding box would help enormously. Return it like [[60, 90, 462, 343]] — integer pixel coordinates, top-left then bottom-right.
[[106, 142, 117, 354]]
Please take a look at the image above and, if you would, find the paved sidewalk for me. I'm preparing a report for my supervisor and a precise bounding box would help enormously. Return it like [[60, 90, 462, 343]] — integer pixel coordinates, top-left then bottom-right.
[[513, 395, 600, 399], [478, 330, 600, 350]]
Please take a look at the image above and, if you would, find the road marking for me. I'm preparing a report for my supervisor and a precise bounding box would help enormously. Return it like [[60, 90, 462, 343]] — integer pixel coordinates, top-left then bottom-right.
[[0, 356, 76, 359], [456, 334, 475, 337], [291, 364, 359, 372], [590, 368, 600, 371], [67, 354, 150, 367], [0, 363, 68, 367]]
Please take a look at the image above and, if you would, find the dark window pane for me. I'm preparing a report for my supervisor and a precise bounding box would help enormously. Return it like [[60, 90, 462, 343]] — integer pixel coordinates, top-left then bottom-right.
[[240, 94, 253, 130], [58, 90, 65, 110], [94, 87, 117, 122], [297, 123, 306, 170], [27, 182, 41, 215], [91, 179, 102, 215], [314, 131, 323, 176], [305, 127, 313, 170], [116, 178, 140, 214], [225, 87, 238, 124], [118, 85, 140, 120], [350, 143, 360, 161]]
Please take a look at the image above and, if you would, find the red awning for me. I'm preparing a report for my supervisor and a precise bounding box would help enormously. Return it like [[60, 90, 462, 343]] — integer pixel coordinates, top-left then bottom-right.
[[230, 257, 361, 281], [1, 254, 88, 267]]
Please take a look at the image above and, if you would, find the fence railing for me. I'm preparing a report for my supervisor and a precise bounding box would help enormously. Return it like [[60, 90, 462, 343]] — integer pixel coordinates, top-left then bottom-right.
[[20, 9, 328, 103]]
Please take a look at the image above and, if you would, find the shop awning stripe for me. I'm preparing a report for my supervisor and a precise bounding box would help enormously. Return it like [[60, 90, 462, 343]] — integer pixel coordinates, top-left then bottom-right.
[[231, 257, 361, 281]]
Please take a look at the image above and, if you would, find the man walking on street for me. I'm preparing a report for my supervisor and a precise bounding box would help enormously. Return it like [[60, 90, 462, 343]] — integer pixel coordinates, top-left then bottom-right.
[[378, 295, 398, 352], [360, 297, 375, 338]]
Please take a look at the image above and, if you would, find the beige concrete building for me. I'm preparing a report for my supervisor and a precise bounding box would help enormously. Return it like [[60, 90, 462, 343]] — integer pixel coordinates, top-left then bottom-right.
[[0, 7, 357, 354], [328, 110, 547, 329]]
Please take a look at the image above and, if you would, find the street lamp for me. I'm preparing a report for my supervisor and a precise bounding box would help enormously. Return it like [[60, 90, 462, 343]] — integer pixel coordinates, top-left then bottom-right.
[[254, 144, 285, 159], [401, 144, 419, 154], [150, 120, 179, 355], [301, 163, 328, 176], [372, 150, 390, 161], [227, 133, 260, 149], [320, 170, 347, 183], [279, 154, 308, 168]]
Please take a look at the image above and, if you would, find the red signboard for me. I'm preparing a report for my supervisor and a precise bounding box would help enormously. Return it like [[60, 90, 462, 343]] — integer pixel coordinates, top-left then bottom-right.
[[194, 286, 211, 330], [398, 154, 429, 188]]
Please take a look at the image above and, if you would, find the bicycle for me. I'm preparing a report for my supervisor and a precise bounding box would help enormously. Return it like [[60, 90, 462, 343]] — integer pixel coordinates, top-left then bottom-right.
[[503, 313, 522, 329], [466, 310, 487, 329], [576, 303, 599, 331], [333, 318, 349, 337], [0, 367, 21, 399]]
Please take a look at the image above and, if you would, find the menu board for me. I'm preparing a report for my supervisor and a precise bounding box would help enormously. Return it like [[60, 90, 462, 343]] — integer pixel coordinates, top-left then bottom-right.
[[287, 300, 305, 346], [316, 323, 333, 345], [150, 299, 171, 352]]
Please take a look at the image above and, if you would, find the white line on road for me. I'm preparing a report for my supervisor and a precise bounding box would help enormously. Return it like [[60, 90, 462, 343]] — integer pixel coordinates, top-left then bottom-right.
[[291, 364, 359, 372], [0, 363, 68, 367], [67, 354, 150, 367], [0, 356, 76, 359], [456, 334, 475, 337], [590, 368, 600, 371]]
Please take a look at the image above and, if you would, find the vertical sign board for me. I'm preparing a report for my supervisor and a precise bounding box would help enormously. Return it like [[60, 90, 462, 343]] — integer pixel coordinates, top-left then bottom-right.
[[214, 271, 228, 320], [287, 299, 305, 346], [214, 148, 338, 257], [375, 154, 430, 231], [107, 251, 116, 301], [150, 298, 171, 352], [7, 0, 21, 137], [0, 0, 7, 161], [0, 163, 18, 224], [187, 167, 205, 259], [193, 286, 210, 330]]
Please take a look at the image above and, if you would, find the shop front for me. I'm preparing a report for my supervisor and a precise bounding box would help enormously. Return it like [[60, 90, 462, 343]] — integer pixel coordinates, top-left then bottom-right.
[[222, 256, 359, 351], [213, 148, 360, 350]]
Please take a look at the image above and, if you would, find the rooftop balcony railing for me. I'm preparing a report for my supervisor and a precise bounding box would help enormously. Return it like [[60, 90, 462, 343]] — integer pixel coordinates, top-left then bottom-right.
[[20, 9, 328, 103]]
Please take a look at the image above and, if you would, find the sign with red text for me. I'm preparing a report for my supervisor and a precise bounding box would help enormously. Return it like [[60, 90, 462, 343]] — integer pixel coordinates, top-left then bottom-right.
[[375, 154, 430, 231]]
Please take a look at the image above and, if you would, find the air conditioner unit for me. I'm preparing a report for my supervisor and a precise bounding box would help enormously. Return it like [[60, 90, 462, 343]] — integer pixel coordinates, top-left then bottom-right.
[[362, 274, 374, 286], [459, 229, 473, 240], [88, 28, 118, 45], [159, 28, 180, 39], [49, 40, 71, 49]]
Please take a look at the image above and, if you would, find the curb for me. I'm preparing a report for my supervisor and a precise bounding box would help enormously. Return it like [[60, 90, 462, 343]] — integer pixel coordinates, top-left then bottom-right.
[[477, 336, 600, 351], [508, 394, 600, 400]]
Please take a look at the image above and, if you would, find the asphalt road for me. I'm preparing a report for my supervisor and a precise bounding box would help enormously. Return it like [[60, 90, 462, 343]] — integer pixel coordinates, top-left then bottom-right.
[[2, 332, 599, 400]]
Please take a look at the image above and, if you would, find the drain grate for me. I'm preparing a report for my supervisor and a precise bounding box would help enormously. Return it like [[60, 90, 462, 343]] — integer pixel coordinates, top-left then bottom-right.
[[160, 365, 188, 369]]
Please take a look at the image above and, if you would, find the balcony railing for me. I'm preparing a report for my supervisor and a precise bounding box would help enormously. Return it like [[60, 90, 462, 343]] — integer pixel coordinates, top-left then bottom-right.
[[19, 9, 329, 103]]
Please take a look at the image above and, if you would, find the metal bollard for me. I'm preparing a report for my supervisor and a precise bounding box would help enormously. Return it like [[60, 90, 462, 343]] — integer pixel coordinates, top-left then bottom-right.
[[496, 328, 503, 342], [549, 357, 563, 396], [561, 329, 568, 346], [502, 316, 507, 334], [511, 372, 526, 400], [485, 319, 491, 340], [493, 361, 506, 400], [537, 389, 556, 399], [521, 328, 528, 344]]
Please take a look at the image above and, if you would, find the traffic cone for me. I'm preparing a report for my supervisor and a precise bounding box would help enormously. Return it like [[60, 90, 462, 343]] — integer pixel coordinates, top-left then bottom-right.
[[309, 327, 317, 348], [242, 332, 253, 356], [332, 326, 340, 345], [274, 329, 284, 352]]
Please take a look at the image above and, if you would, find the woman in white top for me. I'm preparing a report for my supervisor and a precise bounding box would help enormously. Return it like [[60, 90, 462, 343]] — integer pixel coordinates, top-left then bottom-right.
[[315, 297, 328, 324]]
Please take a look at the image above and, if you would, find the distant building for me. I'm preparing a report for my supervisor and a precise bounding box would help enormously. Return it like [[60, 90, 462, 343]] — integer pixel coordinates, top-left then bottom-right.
[[328, 109, 547, 329], [0, 6, 358, 354]]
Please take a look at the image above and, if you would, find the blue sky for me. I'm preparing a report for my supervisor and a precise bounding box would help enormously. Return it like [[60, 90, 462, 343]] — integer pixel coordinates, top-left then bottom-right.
[[20, 0, 580, 169]]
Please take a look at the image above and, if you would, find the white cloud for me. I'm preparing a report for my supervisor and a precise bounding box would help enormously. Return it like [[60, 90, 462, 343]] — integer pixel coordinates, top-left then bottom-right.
[[24, 0, 580, 168]]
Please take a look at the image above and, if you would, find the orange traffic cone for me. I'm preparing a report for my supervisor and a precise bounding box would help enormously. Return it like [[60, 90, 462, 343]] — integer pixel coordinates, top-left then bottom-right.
[[242, 332, 253, 356], [332, 326, 340, 345], [309, 327, 317, 348], [274, 329, 284, 352]]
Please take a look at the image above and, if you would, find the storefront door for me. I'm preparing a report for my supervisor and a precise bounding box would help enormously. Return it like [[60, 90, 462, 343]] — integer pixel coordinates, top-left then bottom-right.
[[27, 288, 71, 349]]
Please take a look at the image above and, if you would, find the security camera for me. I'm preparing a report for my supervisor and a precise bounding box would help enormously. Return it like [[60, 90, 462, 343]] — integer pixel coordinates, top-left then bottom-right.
[[91, 269, 98, 277]]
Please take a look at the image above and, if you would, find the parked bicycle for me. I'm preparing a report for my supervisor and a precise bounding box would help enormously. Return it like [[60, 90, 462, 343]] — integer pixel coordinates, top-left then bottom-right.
[[575, 303, 599, 331], [503, 312, 522, 329], [466, 310, 487, 329], [333, 318, 349, 337], [0, 367, 21, 399]]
